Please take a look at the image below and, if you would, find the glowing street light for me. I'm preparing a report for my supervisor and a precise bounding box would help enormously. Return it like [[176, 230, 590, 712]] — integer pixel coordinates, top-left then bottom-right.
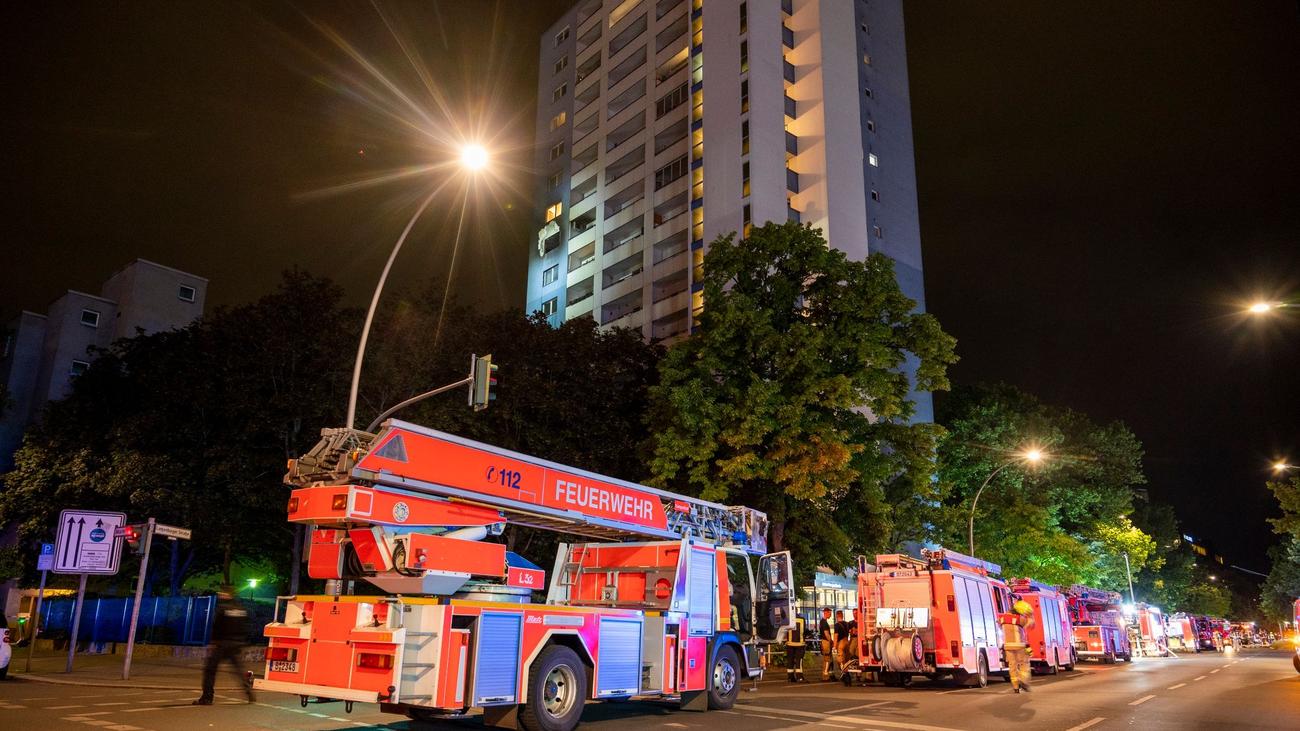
[[344, 143, 493, 430], [968, 447, 1050, 556], [1275, 461, 1295, 474], [1248, 302, 1275, 314]]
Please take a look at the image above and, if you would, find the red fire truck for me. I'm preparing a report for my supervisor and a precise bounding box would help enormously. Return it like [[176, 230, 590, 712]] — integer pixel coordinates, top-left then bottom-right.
[[253, 420, 795, 731], [1007, 578, 1075, 673], [1132, 604, 1168, 657], [1063, 585, 1131, 663], [856, 549, 1013, 688]]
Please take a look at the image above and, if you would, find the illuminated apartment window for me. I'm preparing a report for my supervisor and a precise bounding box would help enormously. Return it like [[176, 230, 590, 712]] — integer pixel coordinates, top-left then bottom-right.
[[546, 201, 564, 222], [80, 309, 100, 328], [550, 141, 566, 160], [739, 1, 747, 33], [555, 56, 569, 74], [742, 203, 752, 237], [868, 152, 879, 167], [740, 40, 748, 73], [550, 111, 568, 130], [742, 161, 750, 197], [542, 264, 559, 286], [542, 297, 559, 316], [553, 83, 568, 102], [863, 53, 872, 66], [555, 27, 570, 46]]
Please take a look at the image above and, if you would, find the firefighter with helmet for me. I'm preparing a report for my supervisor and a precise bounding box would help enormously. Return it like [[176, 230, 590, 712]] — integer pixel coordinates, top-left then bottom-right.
[[784, 615, 807, 682], [999, 599, 1036, 693]]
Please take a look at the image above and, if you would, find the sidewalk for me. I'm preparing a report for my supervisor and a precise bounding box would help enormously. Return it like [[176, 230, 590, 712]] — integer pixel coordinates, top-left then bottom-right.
[[10, 646, 253, 690]]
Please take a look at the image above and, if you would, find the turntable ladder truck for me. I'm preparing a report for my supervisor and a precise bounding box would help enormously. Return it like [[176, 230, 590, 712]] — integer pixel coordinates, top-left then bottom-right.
[[254, 419, 796, 731]]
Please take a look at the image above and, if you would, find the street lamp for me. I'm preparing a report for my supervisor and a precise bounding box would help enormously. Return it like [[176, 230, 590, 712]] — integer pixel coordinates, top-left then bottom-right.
[[1274, 461, 1295, 474], [344, 144, 491, 430], [968, 447, 1047, 556]]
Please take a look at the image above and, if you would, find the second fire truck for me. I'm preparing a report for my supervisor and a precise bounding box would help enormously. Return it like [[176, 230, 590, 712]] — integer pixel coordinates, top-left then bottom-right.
[[1063, 585, 1131, 663], [253, 420, 795, 731]]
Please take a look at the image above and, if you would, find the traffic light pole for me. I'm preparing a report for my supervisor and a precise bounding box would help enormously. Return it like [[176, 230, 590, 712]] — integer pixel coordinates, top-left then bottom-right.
[[122, 518, 155, 680]]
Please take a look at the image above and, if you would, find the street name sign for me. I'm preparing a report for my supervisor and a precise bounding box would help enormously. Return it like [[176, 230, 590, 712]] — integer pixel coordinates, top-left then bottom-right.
[[153, 523, 192, 540], [53, 509, 126, 574]]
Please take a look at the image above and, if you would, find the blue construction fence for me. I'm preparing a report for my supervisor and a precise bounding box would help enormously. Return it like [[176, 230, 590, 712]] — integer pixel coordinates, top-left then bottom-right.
[[37, 595, 270, 646]]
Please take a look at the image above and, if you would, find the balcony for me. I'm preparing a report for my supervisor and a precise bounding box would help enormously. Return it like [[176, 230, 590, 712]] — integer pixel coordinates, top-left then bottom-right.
[[653, 228, 689, 265], [783, 23, 795, 49], [601, 288, 644, 326], [785, 131, 799, 157], [570, 142, 598, 177], [655, 47, 689, 86], [604, 216, 644, 255], [652, 267, 688, 303], [651, 307, 690, 340], [575, 53, 601, 87], [788, 206, 801, 223], [655, 14, 687, 53], [537, 220, 561, 257], [656, 0, 684, 20], [567, 242, 596, 273], [654, 117, 688, 155], [609, 13, 648, 57], [575, 17, 602, 55], [604, 179, 645, 220], [608, 45, 647, 89], [567, 276, 595, 307], [605, 144, 646, 186], [786, 168, 800, 194], [607, 112, 647, 153], [574, 79, 601, 117], [569, 206, 597, 237], [784, 94, 797, 119], [603, 252, 645, 289], [783, 59, 796, 83], [607, 79, 646, 120], [576, 0, 602, 26], [570, 175, 598, 208], [652, 191, 689, 227]]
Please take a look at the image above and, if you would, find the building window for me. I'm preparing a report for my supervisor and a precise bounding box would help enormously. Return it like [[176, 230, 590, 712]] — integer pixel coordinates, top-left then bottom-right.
[[542, 264, 559, 286], [863, 53, 872, 66], [864, 87, 874, 98], [873, 225, 883, 238], [2, 333, 12, 359], [553, 83, 568, 102], [870, 189, 880, 202], [550, 141, 566, 160], [742, 161, 750, 197], [739, 1, 747, 33], [741, 119, 750, 155], [548, 171, 563, 189], [866, 118, 876, 133], [740, 40, 748, 72], [178, 285, 196, 302], [545, 201, 564, 222], [554, 56, 568, 75], [550, 110, 567, 130], [654, 155, 689, 190], [70, 359, 90, 378], [742, 203, 752, 237], [861, 22, 870, 35], [555, 26, 570, 46], [656, 82, 689, 118], [80, 309, 100, 328], [868, 152, 879, 167], [740, 79, 749, 113], [542, 297, 559, 316]]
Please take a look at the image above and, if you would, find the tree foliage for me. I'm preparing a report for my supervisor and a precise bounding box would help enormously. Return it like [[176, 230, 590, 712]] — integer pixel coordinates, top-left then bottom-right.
[[645, 222, 957, 578]]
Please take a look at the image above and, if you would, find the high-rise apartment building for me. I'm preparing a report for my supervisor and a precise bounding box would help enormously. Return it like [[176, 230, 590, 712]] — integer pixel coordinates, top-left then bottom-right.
[[528, 0, 931, 420], [0, 259, 207, 467]]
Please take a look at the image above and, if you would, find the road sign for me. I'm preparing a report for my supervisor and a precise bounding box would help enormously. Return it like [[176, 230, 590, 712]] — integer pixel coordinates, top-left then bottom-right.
[[53, 509, 126, 575], [36, 542, 55, 571], [153, 523, 192, 540]]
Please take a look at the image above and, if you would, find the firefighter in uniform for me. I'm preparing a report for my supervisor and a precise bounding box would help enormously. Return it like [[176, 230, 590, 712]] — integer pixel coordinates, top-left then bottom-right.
[[818, 607, 835, 680], [999, 599, 1035, 693], [193, 586, 255, 705], [784, 616, 807, 682]]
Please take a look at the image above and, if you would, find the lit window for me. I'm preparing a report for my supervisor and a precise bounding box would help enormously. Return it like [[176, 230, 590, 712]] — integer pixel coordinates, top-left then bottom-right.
[[873, 225, 884, 238], [550, 141, 566, 160], [542, 298, 559, 316], [553, 83, 568, 102], [742, 161, 750, 197], [550, 111, 567, 130], [863, 53, 872, 66], [178, 285, 196, 302], [740, 79, 749, 113], [542, 264, 559, 286], [868, 153, 879, 167], [554, 56, 568, 75], [740, 40, 748, 72], [555, 27, 570, 46], [80, 309, 100, 328], [70, 359, 90, 378], [546, 201, 564, 222], [739, 1, 748, 33]]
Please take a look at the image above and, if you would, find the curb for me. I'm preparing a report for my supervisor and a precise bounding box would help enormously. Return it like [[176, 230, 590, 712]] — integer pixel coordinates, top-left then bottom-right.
[[13, 674, 246, 691]]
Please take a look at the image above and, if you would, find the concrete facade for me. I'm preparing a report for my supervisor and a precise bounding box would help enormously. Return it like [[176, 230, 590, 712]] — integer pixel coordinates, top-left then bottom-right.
[[0, 259, 207, 467], [527, 0, 931, 420]]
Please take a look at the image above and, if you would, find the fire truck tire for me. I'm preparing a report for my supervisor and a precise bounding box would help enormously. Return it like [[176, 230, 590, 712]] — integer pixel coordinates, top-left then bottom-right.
[[1065, 649, 1077, 671], [971, 653, 989, 688], [520, 645, 587, 731], [1047, 651, 1059, 675], [707, 646, 741, 710], [1102, 651, 1115, 664]]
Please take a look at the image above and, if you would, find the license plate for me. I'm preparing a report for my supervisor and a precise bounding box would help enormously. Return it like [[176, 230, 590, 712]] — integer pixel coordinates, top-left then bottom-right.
[[269, 660, 299, 673]]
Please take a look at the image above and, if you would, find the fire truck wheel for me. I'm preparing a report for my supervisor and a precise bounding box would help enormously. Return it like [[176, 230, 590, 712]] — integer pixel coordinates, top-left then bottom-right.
[[707, 646, 741, 710], [1065, 649, 1077, 671], [1102, 652, 1115, 664], [520, 645, 587, 731], [972, 653, 989, 688], [1047, 651, 1059, 675]]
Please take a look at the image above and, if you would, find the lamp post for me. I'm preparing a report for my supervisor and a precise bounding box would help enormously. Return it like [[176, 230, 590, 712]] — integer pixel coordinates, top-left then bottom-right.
[[1273, 461, 1295, 474], [968, 448, 1046, 556], [344, 144, 489, 430]]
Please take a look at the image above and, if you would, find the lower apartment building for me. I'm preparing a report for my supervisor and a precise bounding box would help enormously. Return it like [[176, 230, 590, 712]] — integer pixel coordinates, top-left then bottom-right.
[[528, 0, 931, 420]]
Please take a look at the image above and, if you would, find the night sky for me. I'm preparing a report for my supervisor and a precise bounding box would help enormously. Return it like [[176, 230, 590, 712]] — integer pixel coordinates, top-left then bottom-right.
[[3, 2, 1297, 570]]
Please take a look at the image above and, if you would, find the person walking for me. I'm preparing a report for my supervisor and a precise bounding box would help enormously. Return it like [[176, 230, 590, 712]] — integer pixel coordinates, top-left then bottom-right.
[[818, 607, 835, 681], [193, 586, 255, 705], [999, 599, 1035, 694], [784, 616, 807, 682]]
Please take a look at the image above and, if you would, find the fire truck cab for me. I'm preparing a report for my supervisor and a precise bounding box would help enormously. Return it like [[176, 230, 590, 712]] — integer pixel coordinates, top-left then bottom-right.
[[253, 421, 795, 731], [1063, 585, 1131, 663], [1007, 578, 1075, 673], [857, 549, 1011, 688]]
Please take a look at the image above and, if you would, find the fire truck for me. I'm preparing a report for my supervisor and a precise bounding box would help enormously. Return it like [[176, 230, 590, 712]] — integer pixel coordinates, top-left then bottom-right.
[[1166, 613, 1199, 652], [1006, 578, 1075, 673], [1063, 585, 1131, 663], [1131, 604, 1168, 657], [856, 549, 1013, 688], [253, 420, 795, 731]]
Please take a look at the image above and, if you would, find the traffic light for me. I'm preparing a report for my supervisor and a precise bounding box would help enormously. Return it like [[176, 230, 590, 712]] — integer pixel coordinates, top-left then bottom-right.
[[468, 353, 499, 412], [122, 523, 146, 555]]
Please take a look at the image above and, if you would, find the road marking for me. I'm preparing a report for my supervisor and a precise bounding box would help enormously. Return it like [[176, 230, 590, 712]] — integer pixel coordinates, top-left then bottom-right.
[[1167, 683, 1186, 690], [736, 703, 962, 731], [106, 726, 142, 731], [309, 712, 332, 718], [831, 701, 894, 712], [1210, 669, 1221, 674], [123, 707, 168, 713], [94, 702, 130, 706], [1064, 718, 1105, 731], [1193, 675, 1206, 681], [49, 705, 88, 710], [1129, 694, 1156, 706]]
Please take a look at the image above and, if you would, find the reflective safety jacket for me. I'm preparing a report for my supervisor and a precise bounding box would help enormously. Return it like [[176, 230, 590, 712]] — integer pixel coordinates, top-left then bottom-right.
[[999, 612, 1033, 650], [785, 617, 806, 647]]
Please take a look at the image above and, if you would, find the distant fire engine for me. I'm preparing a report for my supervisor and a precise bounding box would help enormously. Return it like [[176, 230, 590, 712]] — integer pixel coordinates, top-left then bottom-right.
[[1007, 578, 1076, 673], [1132, 604, 1168, 657], [1063, 585, 1131, 663], [253, 420, 794, 730], [856, 549, 1014, 687]]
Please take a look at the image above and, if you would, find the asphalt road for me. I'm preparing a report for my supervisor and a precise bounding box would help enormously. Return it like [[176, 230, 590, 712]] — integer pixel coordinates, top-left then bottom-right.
[[2, 648, 1296, 730]]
